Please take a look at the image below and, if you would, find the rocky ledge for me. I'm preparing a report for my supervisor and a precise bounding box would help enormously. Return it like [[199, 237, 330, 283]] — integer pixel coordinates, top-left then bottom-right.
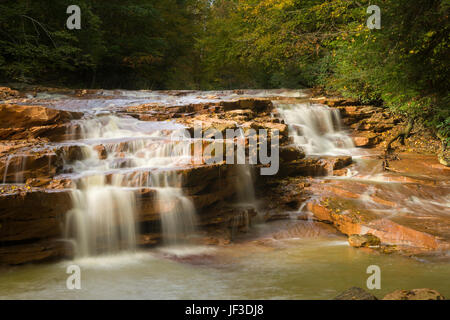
[[0, 90, 344, 265], [1, 87, 448, 267]]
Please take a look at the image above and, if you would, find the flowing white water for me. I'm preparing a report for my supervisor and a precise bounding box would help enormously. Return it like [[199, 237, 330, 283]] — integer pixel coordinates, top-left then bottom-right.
[[65, 178, 137, 257], [2, 155, 12, 184], [63, 115, 198, 256], [1, 155, 27, 184], [277, 102, 355, 156], [234, 126, 258, 208], [150, 171, 198, 245]]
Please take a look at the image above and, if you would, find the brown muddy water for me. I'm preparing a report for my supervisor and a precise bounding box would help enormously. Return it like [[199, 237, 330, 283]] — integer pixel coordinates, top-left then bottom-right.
[[1, 221, 449, 300]]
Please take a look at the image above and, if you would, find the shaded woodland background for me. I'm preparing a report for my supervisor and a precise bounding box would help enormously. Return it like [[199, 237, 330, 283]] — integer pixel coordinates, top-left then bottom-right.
[[0, 0, 448, 139]]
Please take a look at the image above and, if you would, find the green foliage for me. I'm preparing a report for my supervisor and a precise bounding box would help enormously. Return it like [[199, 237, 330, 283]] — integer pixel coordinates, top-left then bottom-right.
[[0, 0, 204, 88], [197, 0, 449, 137], [323, 0, 449, 137], [0, 0, 99, 84], [0, 0, 448, 137]]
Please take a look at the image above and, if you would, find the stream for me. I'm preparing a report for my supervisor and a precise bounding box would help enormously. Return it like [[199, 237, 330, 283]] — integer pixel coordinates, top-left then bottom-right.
[[0, 89, 448, 299]]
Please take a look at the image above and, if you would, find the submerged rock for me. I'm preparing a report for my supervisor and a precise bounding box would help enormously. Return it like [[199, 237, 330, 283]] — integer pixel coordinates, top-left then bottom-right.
[[333, 287, 378, 300]]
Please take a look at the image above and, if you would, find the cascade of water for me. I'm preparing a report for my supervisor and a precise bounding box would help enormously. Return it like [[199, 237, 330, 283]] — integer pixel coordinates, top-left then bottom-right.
[[2, 155, 12, 184], [277, 102, 354, 156], [15, 155, 26, 183], [65, 176, 137, 257], [1, 155, 27, 184], [148, 170, 198, 245], [234, 126, 257, 207], [63, 115, 199, 256]]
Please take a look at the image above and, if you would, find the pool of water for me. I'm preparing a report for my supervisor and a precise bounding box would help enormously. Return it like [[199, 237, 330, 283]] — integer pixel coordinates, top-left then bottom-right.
[[1, 222, 448, 299]]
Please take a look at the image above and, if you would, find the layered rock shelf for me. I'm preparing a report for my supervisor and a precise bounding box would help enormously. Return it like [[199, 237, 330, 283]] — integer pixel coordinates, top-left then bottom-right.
[[1, 88, 449, 265]]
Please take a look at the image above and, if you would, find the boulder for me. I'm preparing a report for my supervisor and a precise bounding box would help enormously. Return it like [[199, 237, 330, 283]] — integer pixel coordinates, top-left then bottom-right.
[[353, 133, 379, 147], [276, 159, 328, 177], [348, 233, 381, 247], [93, 144, 107, 160], [319, 156, 352, 173], [0, 104, 82, 129], [383, 289, 445, 300], [279, 145, 305, 162], [0, 87, 20, 100]]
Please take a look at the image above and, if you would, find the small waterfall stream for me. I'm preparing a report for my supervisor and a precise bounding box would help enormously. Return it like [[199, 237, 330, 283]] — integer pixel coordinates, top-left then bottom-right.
[[63, 115, 198, 257], [149, 171, 198, 245], [66, 178, 137, 257], [277, 102, 354, 156]]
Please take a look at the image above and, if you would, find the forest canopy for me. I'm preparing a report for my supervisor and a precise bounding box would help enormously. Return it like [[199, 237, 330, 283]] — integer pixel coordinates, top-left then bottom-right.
[[0, 0, 449, 138]]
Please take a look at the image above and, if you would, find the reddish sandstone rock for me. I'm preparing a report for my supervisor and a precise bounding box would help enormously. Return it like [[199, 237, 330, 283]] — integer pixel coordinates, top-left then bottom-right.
[[307, 199, 449, 252], [0, 104, 82, 141], [276, 159, 328, 177], [383, 288, 445, 300], [306, 201, 362, 235], [0, 149, 62, 183], [57, 145, 84, 162], [0, 239, 71, 265], [125, 98, 273, 121], [279, 145, 305, 162], [348, 233, 381, 248], [353, 133, 379, 147], [319, 156, 352, 173], [93, 144, 108, 160], [0, 104, 82, 129], [0, 87, 20, 100], [0, 190, 72, 242]]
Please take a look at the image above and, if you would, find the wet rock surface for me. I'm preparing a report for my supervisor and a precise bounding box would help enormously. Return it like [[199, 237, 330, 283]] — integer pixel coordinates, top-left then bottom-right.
[[0, 87, 448, 268], [348, 234, 381, 248], [382, 288, 445, 300]]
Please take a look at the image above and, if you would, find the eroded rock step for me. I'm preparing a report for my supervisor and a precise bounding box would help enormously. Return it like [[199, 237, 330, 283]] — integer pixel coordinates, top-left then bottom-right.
[[305, 156, 450, 256], [1, 93, 346, 265], [4, 90, 447, 266]]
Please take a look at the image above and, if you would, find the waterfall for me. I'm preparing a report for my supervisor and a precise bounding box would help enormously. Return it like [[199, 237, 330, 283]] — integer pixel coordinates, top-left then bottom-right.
[[2, 155, 12, 184], [63, 115, 198, 257], [148, 171, 198, 245], [157, 188, 198, 245], [65, 176, 137, 257], [234, 125, 257, 207], [277, 102, 354, 156], [1, 155, 27, 184]]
